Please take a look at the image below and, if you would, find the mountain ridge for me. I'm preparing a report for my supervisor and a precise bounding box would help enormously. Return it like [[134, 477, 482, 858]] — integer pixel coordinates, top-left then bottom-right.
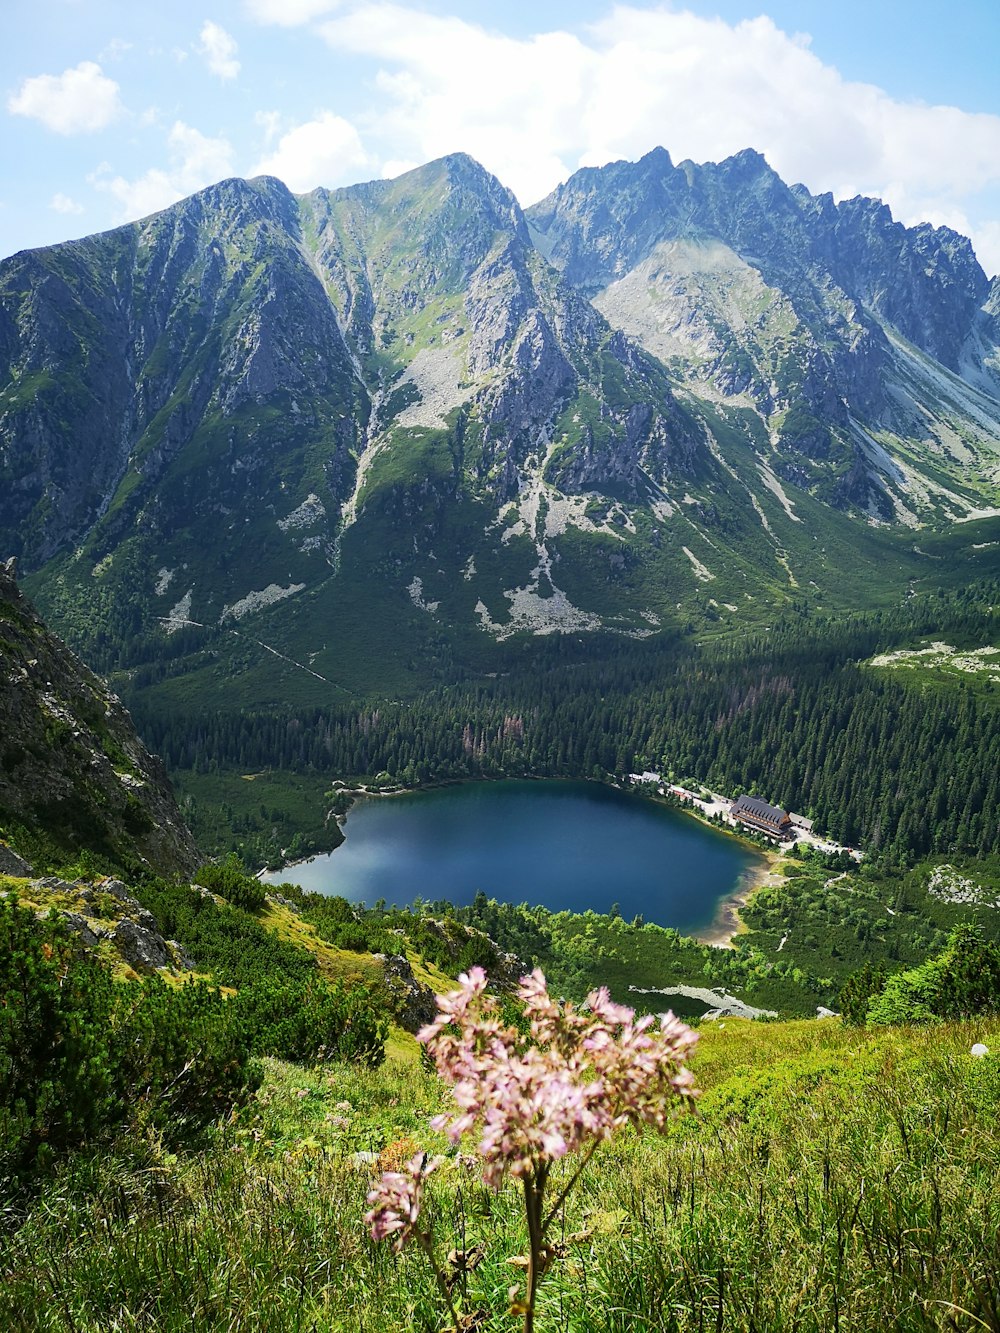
[[1, 147, 999, 703]]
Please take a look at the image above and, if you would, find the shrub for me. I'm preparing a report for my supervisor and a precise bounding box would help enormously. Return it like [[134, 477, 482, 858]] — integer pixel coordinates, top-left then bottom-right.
[[0, 897, 118, 1175], [194, 853, 266, 911], [137, 877, 316, 988], [232, 975, 388, 1066], [865, 925, 1000, 1026], [837, 961, 889, 1026], [0, 895, 259, 1179], [112, 975, 260, 1129]]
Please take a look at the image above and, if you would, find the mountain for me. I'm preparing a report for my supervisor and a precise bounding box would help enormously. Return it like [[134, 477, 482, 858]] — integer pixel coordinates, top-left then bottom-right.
[[1, 150, 999, 708], [528, 147, 1000, 524], [0, 557, 199, 876]]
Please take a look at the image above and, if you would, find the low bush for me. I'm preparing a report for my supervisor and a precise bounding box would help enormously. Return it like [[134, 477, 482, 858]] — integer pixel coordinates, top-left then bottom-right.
[[194, 853, 266, 911], [0, 895, 259, 1179], [848, 924, 1000, 1026], [232, 975, 388, 1067]]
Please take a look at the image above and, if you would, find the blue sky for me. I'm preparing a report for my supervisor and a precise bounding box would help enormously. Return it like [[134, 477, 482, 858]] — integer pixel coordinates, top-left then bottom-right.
[[4, 1, 1000, 274]]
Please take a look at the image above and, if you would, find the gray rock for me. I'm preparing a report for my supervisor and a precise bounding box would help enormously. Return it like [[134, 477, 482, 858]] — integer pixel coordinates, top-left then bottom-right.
[[0, 843, 33, 877], [0, 567, 202, 881], [113, 918, 170, 970], [168, 939, 196, 971], [379, 953, 438, 1034], [101, 879, 138, 906], [61, 912, 104, 948]]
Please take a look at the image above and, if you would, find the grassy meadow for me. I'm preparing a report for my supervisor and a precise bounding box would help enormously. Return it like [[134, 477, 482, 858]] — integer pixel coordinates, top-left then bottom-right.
[[3, 1013, 998, 1332]]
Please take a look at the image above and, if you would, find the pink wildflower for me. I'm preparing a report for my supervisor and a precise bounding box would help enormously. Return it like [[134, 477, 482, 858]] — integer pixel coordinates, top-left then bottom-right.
[[375, 970, 698, 1333], [418, 968, 698, 1187], [364, 1152, 441, 1252]]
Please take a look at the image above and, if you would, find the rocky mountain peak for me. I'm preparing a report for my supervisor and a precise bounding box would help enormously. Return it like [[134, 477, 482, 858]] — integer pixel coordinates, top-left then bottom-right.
[[3, 149, 1000, 682]]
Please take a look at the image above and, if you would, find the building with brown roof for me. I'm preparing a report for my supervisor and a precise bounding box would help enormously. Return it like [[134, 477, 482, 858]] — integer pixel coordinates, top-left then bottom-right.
[[730, 794, 792, 839]]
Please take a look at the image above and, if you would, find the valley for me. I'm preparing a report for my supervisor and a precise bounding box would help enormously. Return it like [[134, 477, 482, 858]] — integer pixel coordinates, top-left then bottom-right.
[[2, 145, 1000, 1332]]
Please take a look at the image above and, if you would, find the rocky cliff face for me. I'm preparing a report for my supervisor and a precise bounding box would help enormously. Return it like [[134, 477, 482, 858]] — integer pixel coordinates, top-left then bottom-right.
[[0, 558, 199, 876], [794, 189, 989, 371], [528, 147, 1000, 524], [1, 150, 999, 692], [0, 175, 366, 582], [301, 154, 701, 503]]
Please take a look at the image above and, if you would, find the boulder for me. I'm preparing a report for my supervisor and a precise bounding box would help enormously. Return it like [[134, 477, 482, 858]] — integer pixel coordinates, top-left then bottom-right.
[[379, 953, 438, 1033], [113, 918, 170, 970], [0, 843, 33, 877]]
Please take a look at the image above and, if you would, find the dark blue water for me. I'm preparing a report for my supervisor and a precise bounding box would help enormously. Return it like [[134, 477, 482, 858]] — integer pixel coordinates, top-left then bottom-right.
[[264, 780, 763, 932]]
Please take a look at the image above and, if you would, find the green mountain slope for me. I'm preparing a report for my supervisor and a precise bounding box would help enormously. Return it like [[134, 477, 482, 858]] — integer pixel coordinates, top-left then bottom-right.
[[0, 150, 998, 714], [0, 558, 198, 875]]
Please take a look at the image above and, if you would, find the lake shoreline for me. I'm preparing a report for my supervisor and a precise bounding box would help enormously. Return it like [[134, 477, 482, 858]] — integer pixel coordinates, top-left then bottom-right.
[[260, 773, 768, 938], [626, 783, 779, 947], [689, 853, 779, 948]]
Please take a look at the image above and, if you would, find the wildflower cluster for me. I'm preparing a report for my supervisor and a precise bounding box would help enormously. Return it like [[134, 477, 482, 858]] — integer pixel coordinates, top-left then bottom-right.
[[366, 1151, 441, 1252], [365, 967, 698, 1331], [418, 966, 698, 1187]]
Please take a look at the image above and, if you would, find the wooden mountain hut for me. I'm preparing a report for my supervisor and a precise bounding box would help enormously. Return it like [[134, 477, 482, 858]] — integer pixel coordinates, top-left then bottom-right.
[[730, 794, 792, 839]]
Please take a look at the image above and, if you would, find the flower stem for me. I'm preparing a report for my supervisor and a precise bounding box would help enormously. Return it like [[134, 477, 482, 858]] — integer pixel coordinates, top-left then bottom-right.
[[542, 1135, 604, 1233], [416, 1228, 462, 1333], [522, 1173, 544, 1333]]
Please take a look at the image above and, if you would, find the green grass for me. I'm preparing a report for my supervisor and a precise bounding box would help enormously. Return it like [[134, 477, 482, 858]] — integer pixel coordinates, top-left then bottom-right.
[[2, 1016, 998, 1331]]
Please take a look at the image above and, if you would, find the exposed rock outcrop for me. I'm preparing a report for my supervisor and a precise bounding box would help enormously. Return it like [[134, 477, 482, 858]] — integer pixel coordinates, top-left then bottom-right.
[[379, 953, 439, 1034], [4, 873, 192, 974], [0, 562, 200, 876]]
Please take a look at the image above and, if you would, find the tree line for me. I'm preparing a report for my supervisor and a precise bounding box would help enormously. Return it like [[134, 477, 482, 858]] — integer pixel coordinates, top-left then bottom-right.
[[133, 585, 1000, 862]]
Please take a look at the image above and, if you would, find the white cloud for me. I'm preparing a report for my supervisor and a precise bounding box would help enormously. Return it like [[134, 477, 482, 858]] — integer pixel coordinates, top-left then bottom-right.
[[244, 0, 342, 26], [322, 7, 586, 205], [92, 121, 235, 221], [380, 157, 419, 180], [254, 110, 283, 146], [50, 193, 84, 215], [197, 21, 241, 80], [98, 37, 133, 63], [7, 61, 122, 135], [318, 4, 1000, 274], [252, 112, 371, 192]]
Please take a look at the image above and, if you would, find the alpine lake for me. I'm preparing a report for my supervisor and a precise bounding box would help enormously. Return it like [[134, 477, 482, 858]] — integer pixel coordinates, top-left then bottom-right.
[[263, 779, 765, 935]]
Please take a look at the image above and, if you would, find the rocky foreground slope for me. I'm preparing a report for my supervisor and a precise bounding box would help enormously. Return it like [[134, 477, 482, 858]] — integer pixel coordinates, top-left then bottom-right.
[[0, 558, 199, 875]]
